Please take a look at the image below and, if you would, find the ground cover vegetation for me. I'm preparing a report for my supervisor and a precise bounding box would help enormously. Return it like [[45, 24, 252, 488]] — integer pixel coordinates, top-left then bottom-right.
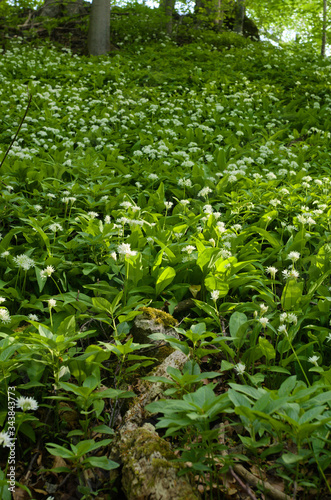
[[1, 3, 331, 498]]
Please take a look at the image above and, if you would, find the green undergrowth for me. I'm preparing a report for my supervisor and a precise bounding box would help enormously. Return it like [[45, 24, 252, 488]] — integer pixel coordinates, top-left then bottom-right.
[[0, 20, 331, 499]]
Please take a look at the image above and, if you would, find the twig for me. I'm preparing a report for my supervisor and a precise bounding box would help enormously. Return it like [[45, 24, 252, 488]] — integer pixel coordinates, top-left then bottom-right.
[[233, 463, 291, 500], [229, 466, 258, 500], [17, 11, 32, 28], [0, 92, 32, 170]]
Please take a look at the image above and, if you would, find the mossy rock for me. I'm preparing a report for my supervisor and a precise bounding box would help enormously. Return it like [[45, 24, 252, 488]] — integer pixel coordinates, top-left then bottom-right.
[[119, 424, 200, 500], [132, 307, 179, 346], [139, 307, 178, 327]]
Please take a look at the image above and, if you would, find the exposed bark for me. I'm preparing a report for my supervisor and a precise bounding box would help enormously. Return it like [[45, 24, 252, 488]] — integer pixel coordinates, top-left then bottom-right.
[[87, 0, 110, 56], [109, 350, 200, 499], [321, 0, 327, 57]]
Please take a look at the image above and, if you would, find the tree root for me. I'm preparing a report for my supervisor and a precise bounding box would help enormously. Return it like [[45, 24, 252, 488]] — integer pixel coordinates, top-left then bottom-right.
[[232, 463, 291, 500]]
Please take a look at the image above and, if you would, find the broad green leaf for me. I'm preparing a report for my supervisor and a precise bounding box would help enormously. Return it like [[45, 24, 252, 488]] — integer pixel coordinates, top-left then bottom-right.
[[155, 267, 176, 297], [204, 276, 229, 296], [258, 337, 275, 362], [281, 279, 303, 310], [229, 312, 248, 349]]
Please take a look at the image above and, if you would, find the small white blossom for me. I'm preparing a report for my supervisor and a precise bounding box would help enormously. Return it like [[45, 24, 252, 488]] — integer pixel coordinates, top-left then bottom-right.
[[266, 266, 278, 279], [259, 317, 269, 328], [13, 254, 35, 271], [49, 223, 63, 232], [282, 269, 300, 280], [48, 299, 57, 308], [260, 304, 268, 314], [120, 201, 133, 209], [234, 362, 246, 375], [287, 313, 298, 325], [280, 312, 287, 323], [197, 187, 212, 198], [178, 178, 192, 188], [17, 397, 38, 412], [0, 308, 11, 324], [148, 173, 159, 181], [182, 245, 195, 254], [117, 243, 137, 257], [288, 251, 300, 262], [211, 290, 220, 301], [87, 211, 99, 219], [0, 431, 12, 447], [62, 196, 76, 204], [28, 313, 39, 321], [308, 355, 319, 367], [40, 266, 55, 279]]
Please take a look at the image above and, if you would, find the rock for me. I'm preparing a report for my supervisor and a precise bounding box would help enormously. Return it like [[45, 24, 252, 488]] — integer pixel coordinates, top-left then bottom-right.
[[118, 424, 200, 500], [243, 16, 259, 41], [132, 307, 180, 345], [121, 350, 189, 432], [110, 346, 197, 498], [37, 0, 90, 18]]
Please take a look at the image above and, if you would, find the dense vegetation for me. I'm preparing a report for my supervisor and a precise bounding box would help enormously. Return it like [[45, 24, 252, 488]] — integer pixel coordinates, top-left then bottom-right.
[[1, 5, 331, 498]]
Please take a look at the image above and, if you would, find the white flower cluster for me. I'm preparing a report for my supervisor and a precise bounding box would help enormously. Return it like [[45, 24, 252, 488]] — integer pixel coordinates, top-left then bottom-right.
[[0, 308, 11, 324], [17, 397, 39, 411], [13, 254, 35, 271], [117, 243, 137, 258], [40, 265, 55, 279]]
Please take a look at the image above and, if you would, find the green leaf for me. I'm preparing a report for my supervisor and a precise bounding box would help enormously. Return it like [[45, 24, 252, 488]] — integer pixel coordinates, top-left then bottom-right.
[[229, 312, 248, 349], [248, 226, 281, 248], [204, 276, 229, 296], [92, 297, 112, 315], [92, 425, 115, 435], [46, 443, 75, 459], [258, 337, 275, 362], [83, 456, 119, 470], [281, 279, 303, 310], [155, 267, 176, 297]]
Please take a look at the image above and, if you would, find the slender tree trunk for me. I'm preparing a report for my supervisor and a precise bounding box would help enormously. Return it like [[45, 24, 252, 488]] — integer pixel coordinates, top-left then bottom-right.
[[216, 0, 224, 28], [194, 0, 222, 26], [160, 0, 176, 35], [233, 0, 245, 35], [88, 0, 110, 56], [321, 0, 327, 57]]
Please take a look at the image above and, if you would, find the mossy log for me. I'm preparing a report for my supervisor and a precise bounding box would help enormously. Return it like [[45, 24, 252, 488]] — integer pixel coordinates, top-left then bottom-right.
[[110, 350, 200, 499], [117, 424, 200, 500]]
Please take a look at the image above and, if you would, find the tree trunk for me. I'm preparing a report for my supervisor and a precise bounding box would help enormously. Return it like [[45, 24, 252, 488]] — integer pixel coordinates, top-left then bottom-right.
[[321, 0, 327, 57], [87, 0, 110, 56], [160, 0, 176, 35], [194, 0, 222, 26], [233, 0, 245, 35]]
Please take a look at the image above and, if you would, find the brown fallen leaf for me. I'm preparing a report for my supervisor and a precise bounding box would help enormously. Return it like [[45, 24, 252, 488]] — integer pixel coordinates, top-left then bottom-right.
[[52, 455, 68, 469], [13, 488, 29, 500]]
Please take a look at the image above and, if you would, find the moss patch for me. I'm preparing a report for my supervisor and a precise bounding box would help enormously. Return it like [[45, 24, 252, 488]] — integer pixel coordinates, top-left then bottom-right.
[[139, 307, 178, 328]]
